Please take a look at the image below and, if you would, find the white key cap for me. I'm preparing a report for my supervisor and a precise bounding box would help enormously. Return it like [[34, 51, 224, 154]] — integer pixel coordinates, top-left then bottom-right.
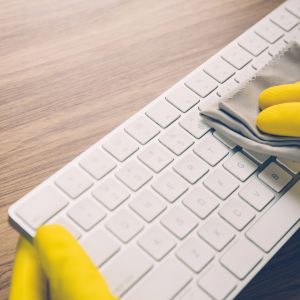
[[105, 208, 144, 243], [203, 168, 239, 200], [277, 157, 300, 174], [268, 39, 288, 57], [176, 237, 215, 273], [55, 167, 93, 199], [51, 217, 81, 239], [194, 133, 229, 166], [125, 116, 160, 145], [243, 148, 270, 164], [271, 9, 299, 31], [125, 258, 192, 300], [179, 111, 210, 139], [213, 131, 236, 149], [116, 160, 152, 191], [255, 20, 284, 43], [92, 178, 130, 210], [223, 152, 258, 181], [238, 32, 268, 56], [102, 132, 139, 162], [176, 286, 213, 300], [216, 78, 240, 98], [221, 44, 252, 69], [258, 162, 293, 192], [246, 180, 300, 252], [233, 64, 257, 84], [138, 225, 176, 260], [185, 71, 218, 98], [161, 206, 198, 239], [146, 100, 180, 128], [204, 57, 235, 83], [80, 149, 116, 180], [219, 198, 255, 230], [183, 186, 219, 219], [286, 0, 300, 18], [173, 153, 209, 184], [81, 228, 120, 267], [251, 51, 273, 71], [198, 265, 236, 300], [221, 239, 262, 280], [68, 198, 106, 230], [103, 247, 153, 297], [166, 85, 200, 112], [198, 218, 235, 251], [129, 190, 166, 222], [16, 186, 68, 229], [159, 126, 194, 155], [239, 178, 275, 211], [138, 142, 173, 173], [152, 171, 188, 203]]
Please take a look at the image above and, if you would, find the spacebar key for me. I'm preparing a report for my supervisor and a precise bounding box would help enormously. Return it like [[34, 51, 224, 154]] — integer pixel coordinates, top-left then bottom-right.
[[246, 180, 300, 252], [125, 258, 192, 300]]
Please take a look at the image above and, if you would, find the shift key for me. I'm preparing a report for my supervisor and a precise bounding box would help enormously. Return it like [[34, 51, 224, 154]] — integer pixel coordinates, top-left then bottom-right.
[[246, 180, 300, 252]]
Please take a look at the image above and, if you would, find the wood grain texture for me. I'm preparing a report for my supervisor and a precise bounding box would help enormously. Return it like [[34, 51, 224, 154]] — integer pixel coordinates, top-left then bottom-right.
[[1, 0, 299, 299]]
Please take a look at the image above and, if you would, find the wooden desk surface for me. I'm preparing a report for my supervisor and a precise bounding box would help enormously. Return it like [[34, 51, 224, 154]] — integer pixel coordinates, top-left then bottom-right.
[[1, 0, 300, 299]]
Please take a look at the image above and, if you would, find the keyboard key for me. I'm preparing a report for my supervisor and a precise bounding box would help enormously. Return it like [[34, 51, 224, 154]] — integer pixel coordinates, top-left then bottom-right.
[[152, 171, 188, 203], [246, 180, 300, 252], [255, 20, 284, 43], [243, 148, 270, 164], [16, 186, 69, 229], [233, 64, 257, 84], [55, 166, 93, 199], [213, 131, 236, 149], [146, 100, 180, 128], [138, 142, 173, 173], [271, 9, 299, 31], [79, 149, 116, 180], [103, 247, 153, 297], [68, 198, 106, 231], [198, 265, 236, 300], [138, 225, 176, 260], [216, 78, 240, 98], [198, 217, 235, 251], [161, 206, 198, 239], [185, 71, 218, 98], [221, 239, 263, 280], [173, 153, 209, 184], [239, 178, 275, 211], [125, 116, 160, 145], [277, 157, 300, 174], [286, 0, 300, 18], [204, 57, 235, 83], [116, 160, 152, 191], [92, 178, 130, 210], [102, 132, 139, 162], [203, 168, 239, 200], [251, 51, 273, 70], [129, 189, 166, 222], [221, 44, 252, 69], [51, 217, 81, 239], [183, 186, 219, 219], [166, 85, 200, 112], [238, 32, 268, 56], [125, 257, 192, 300], [175, 286, 212, 300], [159, 126, 194, 156], [179, 111, 210, 139], [223, 152, 258, 181], [219, 198, 255, 230], [176, 237, 214, 273], [194, 133, 229, 166], [258, 162, 293, 192], [105, 208, 144, 243], [268, 39, 288, 57], [81, 228, 120, 267]]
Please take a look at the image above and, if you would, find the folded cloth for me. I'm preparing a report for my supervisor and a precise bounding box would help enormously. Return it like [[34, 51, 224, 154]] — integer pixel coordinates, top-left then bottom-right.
[[201, 42, 300, 162]]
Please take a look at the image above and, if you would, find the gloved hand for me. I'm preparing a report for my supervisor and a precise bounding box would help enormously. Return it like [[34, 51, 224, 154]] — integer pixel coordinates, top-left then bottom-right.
[[9, 224, 117, 300], [256, 81, 300, 137]]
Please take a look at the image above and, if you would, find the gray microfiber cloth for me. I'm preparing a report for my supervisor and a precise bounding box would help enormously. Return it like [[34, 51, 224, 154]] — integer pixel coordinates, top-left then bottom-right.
[[201, 42, 300, 162]]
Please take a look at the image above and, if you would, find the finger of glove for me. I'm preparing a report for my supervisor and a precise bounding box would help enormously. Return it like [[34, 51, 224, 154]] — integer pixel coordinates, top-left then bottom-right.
[[259, 82, 300, 109], [34, 224, 116, 300], [256, 102, 300, 137], [9, 237, 47, 300]]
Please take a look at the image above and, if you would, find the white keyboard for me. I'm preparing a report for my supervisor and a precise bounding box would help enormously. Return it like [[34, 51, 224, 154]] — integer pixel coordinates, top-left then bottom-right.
[[8, 1, 300, 299]]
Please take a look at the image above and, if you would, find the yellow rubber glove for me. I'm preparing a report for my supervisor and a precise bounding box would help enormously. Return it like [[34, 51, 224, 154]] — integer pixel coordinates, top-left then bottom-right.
[[256, 81, 300, 137], [9, 225, 117, 300]]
